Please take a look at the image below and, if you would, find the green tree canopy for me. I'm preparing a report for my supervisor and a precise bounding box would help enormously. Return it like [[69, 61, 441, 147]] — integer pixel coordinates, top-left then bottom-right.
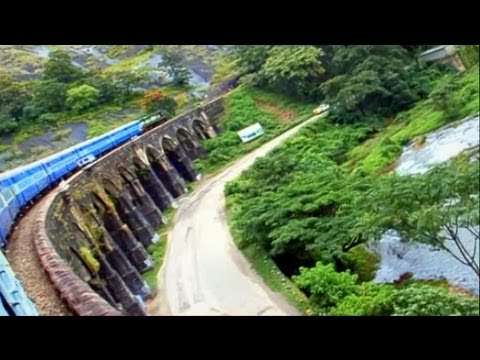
[[31, 80, 68, 114], [161, 51, 191, 87], [258, 46, 325, 99], [44, 50, 84, 83], [0, 73, 32, 120], [66, 84, 100, 114]]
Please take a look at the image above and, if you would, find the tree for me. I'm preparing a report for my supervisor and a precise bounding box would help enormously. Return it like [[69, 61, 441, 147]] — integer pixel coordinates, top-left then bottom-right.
[[320, 45, 439, 124], [0, 73, 32, 120], [357, 162, 479, 278], [0, 114, 19, 135], [84, 75, 121, 104], [429, 78, 461, 120], [161, 51, 191, 86], [258, 46, 325, 99], [66, 84, 100, 114], [141, 90, 177, 117], [229, 45, 273, 75], [113, 70, 147, 100], [44, 50, 83, 83], [31, 80, 68, 113]]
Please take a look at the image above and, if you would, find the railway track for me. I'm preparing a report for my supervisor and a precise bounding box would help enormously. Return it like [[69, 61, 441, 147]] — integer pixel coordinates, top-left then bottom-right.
[[5, 190, 72, 316]]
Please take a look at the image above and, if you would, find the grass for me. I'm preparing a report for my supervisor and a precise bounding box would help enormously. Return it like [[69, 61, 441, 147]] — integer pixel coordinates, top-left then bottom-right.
[[195, 86, 316, 174], [346, 66, 480, 175], [142, 239, 168, 292], [102, 50, 153, 74], [142, 207, 177, 293], [227, 206, 313, 315]]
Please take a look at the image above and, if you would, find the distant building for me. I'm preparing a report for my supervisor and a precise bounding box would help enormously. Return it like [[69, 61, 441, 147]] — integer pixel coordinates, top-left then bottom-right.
[[419, 45, 466, 72]]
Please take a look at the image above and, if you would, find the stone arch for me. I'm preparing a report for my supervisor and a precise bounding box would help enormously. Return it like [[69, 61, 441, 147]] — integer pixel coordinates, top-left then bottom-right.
[[176, 127, 206, 160], [117, 165, 137, 185], [145, 145, 185, 198], [192, 119, 213, 141], [118, 162, 164, 229], [102, 178, 121, 199], [161, 136, 199, 182]]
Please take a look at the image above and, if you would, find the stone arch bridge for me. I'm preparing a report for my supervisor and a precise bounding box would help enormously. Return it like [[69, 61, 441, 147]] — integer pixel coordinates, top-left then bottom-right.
[[24, 97, 225, 316]]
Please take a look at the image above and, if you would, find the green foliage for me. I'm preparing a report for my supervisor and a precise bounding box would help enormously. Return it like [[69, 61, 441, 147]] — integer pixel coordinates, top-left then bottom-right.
[[142, 238, 168, 291], [392, 283, 479, 316], [225, 75, 479, 304], [330, 282, 394, 316], [258, 46, 325, 99], [430, 78, 462, 120], [225, 118, 374, 267], [0, 117, 19, 135], [230, 45, 273, 75], [141, 90, 178, 117], [293, 263, 358, 314], [231, 45, 326, 99], [84, 75, 122, 105], [320, 45, 445, 125], [347, 66, 479, 175], [357, 161, 480, 276], [66, 84, 100, 114], [44, 50, 84, 83], [291, 262, 478, 316], [341, 244, 380, 282], [0, 73, 32, 120], [160, 50, 191, 86], [37, 112, 62, 125], [112, 70, 148, 99], [457, 45, 479, 69], [31, 80, 68, 113], [195, 86, 315, 174]]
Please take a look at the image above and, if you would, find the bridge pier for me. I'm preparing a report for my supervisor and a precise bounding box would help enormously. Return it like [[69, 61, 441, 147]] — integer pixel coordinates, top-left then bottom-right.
[[103, 210, 152, 273], [116, 193, 157, 247], [97, 252, 147, 316]]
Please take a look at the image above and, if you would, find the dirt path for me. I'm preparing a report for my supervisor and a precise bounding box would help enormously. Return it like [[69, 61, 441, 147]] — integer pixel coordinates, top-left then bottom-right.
[[5, 194, 71, 316], [149, 115, 322, 316]]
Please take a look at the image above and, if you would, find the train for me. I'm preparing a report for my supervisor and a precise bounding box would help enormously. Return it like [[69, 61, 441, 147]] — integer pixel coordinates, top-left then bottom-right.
[[0, 110, 167, 316]]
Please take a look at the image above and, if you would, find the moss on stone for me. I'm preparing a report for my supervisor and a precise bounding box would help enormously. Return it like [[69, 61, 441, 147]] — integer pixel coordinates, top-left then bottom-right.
[[342, 244, 380, 283]]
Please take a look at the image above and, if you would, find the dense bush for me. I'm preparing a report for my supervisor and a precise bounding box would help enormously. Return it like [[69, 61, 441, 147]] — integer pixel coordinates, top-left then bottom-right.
[[392, 284, 479, 316], [330, 282, 394, 316], [293, 263, 358, 314], [66, 84, 100, 114], [292, 262, 479, 316]]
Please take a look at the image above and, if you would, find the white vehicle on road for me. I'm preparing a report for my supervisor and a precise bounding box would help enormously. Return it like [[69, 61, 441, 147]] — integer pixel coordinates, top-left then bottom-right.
[[237, 123, 264, 143], [313, 104, 330, 115]]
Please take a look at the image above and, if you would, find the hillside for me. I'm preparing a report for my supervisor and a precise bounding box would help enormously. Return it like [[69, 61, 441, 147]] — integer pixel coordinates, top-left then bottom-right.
[[0, 45, 229, 172]]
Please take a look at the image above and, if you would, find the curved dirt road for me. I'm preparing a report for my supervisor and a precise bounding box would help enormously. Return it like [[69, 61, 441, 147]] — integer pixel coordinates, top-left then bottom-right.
[[149, 115, 321, 316]]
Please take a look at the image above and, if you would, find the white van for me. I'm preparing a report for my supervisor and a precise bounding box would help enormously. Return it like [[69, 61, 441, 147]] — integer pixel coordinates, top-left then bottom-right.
[[237, 123, 264, 143]]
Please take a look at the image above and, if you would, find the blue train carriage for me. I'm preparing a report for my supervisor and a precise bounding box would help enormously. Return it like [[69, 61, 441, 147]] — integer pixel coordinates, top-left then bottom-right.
[[0, 173, 21, 246], [104, 120, 143, 147], [0, 250, 38, 316], [6, 163, 51, 205], [40, 145, 82, 184], [0, 162, 50, 246], [72, 120, 142, 165]]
